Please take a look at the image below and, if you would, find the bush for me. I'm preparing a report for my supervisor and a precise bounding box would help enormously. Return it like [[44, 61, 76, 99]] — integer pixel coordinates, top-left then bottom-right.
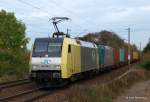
[[141, 60, 150, 70], [0, 49, 29, 78]]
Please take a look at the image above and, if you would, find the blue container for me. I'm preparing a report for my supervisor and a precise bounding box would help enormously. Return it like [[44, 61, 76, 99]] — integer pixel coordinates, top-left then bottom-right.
[[98, 45, 105, 67]]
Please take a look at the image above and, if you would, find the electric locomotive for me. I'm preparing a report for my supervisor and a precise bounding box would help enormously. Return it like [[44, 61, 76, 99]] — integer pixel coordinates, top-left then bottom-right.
[[29, 17, 140, 86], [30, 17, 99, 86]]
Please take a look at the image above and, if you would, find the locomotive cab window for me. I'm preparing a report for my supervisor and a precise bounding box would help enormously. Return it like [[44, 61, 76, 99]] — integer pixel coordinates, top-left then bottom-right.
[[68, 45, 71, 53], [32, 38, 63, 57], [48, 43, 62, 57], [34, 42, 47, 53]]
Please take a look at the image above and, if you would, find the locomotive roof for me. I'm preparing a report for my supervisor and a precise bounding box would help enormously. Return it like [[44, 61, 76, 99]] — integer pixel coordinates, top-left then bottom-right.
[[35, 37, 64, 43]]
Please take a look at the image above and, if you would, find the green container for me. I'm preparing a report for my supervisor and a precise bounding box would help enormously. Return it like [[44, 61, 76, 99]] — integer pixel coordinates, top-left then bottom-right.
[[98, 45, 105, 66], [120, 48, 125, 62]]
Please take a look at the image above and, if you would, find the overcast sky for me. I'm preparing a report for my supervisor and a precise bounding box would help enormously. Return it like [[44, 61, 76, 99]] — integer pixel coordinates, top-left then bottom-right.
[[1, 0, 150, 49]]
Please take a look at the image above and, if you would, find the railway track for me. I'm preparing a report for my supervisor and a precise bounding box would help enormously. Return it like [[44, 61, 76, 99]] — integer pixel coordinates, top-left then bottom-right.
[[0, 79, 30, 90], [0, 86, 51, 102], [0, 64, 136, 102], [0, 78, 53, 102], [0, 78, 28, 86]]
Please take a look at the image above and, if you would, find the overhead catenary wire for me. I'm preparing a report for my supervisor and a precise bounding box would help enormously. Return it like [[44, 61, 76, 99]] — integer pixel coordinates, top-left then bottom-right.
[[47, 0, 91, 32], [16, 0, 58, 18], [17, 1, 89, 29], [16, 0, 90, 37], [17, 0, 41, 10]]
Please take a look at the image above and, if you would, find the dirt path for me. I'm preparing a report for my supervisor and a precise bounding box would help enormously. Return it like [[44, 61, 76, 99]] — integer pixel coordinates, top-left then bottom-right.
[[114, 80, 150, 102]]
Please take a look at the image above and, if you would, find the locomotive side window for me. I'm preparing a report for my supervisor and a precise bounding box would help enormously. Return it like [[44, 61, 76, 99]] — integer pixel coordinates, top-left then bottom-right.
[[68, 45, 71, 53]]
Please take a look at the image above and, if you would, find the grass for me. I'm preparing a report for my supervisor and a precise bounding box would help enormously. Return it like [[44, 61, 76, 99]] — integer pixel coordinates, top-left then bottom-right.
[[65, 68, 146, 102], [140, 52, 150, 79], [140, 52, 150, 70], [0, 75, 23, 83], [141, 60, 150, 70]]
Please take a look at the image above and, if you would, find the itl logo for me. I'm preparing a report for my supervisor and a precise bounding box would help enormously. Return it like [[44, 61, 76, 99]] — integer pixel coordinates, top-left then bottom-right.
[[42, 59, 51, 64]]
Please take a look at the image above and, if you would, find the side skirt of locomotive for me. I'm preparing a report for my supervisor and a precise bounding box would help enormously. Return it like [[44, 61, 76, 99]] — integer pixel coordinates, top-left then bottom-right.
[[30, 69, 99, 87]]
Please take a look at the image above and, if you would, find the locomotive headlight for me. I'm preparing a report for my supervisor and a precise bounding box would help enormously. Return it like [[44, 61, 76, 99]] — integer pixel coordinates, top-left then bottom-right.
[[56, 65, 60, 70], [32, 65, 37, 69]]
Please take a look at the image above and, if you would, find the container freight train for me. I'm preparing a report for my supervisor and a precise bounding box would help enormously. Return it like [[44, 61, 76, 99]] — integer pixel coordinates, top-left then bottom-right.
[[30, 37, 140, 86]]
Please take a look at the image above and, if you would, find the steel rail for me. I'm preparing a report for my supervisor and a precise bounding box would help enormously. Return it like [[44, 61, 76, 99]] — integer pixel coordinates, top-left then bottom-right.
[[0, 87, 43, 101], [0, 78, 28, 86], [0, 79, 30, 90]]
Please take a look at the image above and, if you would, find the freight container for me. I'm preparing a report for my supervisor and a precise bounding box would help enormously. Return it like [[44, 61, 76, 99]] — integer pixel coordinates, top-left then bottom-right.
[[133, 52, 139, 61], [113, 48, 120, 65], [104, 46, 114, 67], [98, 45, 105, 68], [120, 48, 125, 62]]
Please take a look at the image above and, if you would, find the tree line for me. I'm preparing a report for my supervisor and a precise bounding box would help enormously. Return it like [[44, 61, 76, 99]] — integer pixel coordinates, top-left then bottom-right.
[[0, 10, 29, 77], [78, 30, 138, 51]]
